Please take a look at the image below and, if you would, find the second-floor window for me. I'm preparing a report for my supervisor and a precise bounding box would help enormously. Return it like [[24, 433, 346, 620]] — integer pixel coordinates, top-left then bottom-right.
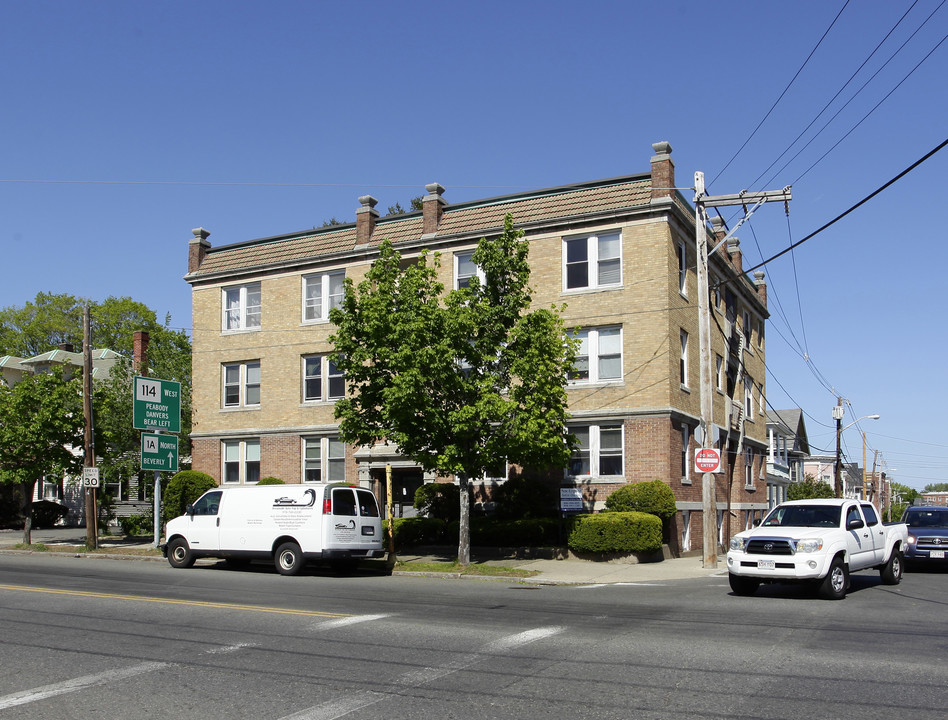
[[303, 271, 345, 322], [570, 327, 622, 384], [223, 361, 260, 408], [563, 231, 621, 290], [302, 355, 345, 402], [680, 330, 689, 388], [223, 283, 261, 332]]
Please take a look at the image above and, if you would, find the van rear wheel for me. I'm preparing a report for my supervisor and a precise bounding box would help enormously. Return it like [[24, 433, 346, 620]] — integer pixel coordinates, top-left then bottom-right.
[[275, 542, 303, 576]]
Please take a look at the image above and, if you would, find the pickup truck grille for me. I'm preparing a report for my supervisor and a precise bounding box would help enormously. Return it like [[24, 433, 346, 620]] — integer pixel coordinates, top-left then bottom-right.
[[746, 538, 794, 555]]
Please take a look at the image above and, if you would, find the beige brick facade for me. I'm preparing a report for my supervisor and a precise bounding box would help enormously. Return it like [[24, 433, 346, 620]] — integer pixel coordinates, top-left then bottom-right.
[[185, 143, 770, 556]]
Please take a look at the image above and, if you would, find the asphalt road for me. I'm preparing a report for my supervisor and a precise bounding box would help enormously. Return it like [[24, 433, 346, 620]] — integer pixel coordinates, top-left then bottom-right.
[[0, 552, 946, 720]]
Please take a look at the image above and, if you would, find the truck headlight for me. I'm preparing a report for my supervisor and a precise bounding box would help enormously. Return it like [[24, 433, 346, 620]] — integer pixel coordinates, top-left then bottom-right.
[[795, 538, 823, 553], [729, 536, 747, 552]]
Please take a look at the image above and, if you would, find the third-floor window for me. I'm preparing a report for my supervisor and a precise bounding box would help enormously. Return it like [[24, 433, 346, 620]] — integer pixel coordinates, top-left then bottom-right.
[[303, 271, 345, 322], [222, 283, 261, 332], [563, 231, 622, 290]]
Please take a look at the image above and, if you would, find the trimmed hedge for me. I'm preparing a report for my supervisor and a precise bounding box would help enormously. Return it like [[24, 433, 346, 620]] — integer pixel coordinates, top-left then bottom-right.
[[256, 477, 285, 485], [603, 480, 677, 520], [388, 516, 561, 549], [567, 511, 662, 554]]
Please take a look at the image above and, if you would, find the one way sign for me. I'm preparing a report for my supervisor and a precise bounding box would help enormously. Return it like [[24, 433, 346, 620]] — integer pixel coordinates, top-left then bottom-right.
[[141, 433, 179, 472]]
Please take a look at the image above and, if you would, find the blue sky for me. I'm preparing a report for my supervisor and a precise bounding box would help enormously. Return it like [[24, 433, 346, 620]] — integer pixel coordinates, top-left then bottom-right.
[[2, 1, 946, 490]]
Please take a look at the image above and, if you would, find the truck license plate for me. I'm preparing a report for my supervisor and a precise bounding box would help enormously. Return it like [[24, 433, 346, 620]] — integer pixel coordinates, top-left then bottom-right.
[[931, 550, 945, 559], [757, 559, 775, 570]]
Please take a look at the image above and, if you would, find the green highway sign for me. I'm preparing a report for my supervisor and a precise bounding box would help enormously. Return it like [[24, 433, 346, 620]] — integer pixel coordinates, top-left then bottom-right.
[[141, 433, 179, 472], [133, 376, 181, 433]]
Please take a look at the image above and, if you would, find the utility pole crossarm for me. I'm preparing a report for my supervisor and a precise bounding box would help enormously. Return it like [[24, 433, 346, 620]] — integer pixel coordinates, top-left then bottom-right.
[[697, 187, 792, 208]]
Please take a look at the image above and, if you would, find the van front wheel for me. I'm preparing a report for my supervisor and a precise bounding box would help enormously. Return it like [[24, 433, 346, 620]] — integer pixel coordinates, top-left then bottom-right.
[[275, 542, 303, 576], [167, 538, 195, 569]]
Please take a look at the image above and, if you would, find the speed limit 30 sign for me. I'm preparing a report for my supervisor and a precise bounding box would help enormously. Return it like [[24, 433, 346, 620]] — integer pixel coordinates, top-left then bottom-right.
[[694, 448, 721, 474]]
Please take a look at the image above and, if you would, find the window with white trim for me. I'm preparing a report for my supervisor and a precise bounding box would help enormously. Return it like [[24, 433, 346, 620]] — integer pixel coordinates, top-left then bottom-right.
[[302, 355, 344, 402], [222, 283, 261, 332], [567, 424, 624, 478], [757, 318, 765, 349], [302, 271, 345, 323], [743, 309, 753, 350], [758, 381, 765, 416], [745, 376, 754, 420], [222, 361, 260, 408], [715, 354, 724, 392], [679, 330, 689, 388], [744, 447, 755, 487], [681, 424, 691, 482], [223, 439, 260, 484], [677, 240, 688, 297], [454, 251, 485, 289], [303, 436, 346, 483], [563, 231, 621, 290], [569, 327, 622, 384]]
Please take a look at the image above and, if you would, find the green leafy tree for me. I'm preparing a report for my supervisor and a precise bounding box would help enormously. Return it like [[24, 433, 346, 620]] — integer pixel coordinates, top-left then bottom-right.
[[330, 213, 577, 565], [0, 367, 84, 543], [923, 483, 948, 492], [162, 470, 216, 525], [787, 474, 835, 500]]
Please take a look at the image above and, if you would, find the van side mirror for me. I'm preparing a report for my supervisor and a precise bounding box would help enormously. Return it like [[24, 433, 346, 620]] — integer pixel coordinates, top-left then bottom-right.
[[186, 504, 195, 516]]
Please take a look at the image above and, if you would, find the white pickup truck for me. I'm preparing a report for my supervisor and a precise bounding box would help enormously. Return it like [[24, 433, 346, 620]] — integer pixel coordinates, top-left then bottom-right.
[[726, 498, 908, 599]]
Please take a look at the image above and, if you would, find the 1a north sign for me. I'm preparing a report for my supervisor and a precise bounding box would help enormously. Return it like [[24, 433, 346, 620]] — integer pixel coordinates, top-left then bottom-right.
[[133, 376, 181, 433], [141, 433, 179, 472]]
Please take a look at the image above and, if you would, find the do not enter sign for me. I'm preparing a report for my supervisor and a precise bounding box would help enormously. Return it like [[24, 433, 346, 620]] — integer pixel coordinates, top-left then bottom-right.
[[695, 448, 721, 474]]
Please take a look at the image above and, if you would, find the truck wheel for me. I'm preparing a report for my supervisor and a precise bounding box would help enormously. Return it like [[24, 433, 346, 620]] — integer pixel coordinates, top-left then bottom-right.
[[819, 557, 849, 600], [880, 550, 903, 585], [275, 542, 303, 576], [167, 538, 195, 569], [728, 574, 760, 596]]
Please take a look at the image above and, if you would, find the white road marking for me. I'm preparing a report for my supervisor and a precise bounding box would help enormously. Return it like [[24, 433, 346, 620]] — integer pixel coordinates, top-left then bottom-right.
[[312, 613, 391, 631], [0, 662, 169, 710], [278, 625, 566, 720]]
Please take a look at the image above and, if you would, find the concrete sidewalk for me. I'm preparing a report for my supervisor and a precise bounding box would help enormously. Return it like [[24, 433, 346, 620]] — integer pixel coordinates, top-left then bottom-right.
[[0, 528, 729, 585]]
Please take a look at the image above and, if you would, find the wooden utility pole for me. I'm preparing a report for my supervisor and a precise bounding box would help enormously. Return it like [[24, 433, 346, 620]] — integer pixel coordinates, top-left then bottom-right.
[[694, 174, 791, 568], [82, 306, 97, 549], [833, 399, 844, 498]]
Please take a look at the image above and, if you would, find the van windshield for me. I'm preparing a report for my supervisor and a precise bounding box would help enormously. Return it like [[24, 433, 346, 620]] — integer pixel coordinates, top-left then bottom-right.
[[762, 505, 840, 528]]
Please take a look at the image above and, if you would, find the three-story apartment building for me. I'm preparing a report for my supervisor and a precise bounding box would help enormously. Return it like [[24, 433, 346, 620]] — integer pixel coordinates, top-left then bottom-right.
[[184, 142, 770, 555]]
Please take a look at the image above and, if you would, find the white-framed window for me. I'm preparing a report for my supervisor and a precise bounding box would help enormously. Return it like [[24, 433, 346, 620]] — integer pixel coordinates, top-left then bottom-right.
[[681, 424, 691, 483], [454, 251, 485, 289], [222, 283, 261, 332], [303, 436, 346, 483], [745, 448, 755, 488], [567, 424, 624, 478], [303, 271, 345, 323], [757, 318, 765, 349], [569, 327, 622, 384], [745, 376, 754, 420], [715, 354, 724, 392], [758, 381, 765, 416], [223, 438, 260, 484], [677, 240, 688, 297], [681, 510, 691, 552], [743, 309, 753, 351], [302, 355, 344, 402], [679, 330, 689, 388], [222, 361, 260, 408], [563, 231, 621, 290]]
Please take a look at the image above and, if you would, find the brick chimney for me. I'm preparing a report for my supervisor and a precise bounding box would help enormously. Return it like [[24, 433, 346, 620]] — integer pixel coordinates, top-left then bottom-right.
[[422, 182, 446, 236], [727, 237, 742, 274], [133, 331, 149, 376], [650, 141, 675, 203], [356, 195, 379, 245], [753, 271, 767, 308], [189, 227, 211, 273]]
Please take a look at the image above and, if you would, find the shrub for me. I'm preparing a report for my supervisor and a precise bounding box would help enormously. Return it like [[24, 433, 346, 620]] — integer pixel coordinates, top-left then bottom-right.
[[493, 475, 559, 519], [471, 517, 561, 546], [31, 501, 68, 529], [567, 512, 662, 554], [162, 470, 216, 525], [604, 481, 677, 520], [256, 477, 285, 485], [414, 483, 461, 521], [388, 517, 448, 547], [119, 514, 153, 537]]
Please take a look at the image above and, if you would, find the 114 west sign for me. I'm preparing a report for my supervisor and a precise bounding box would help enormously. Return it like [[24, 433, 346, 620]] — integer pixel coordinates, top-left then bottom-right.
[[133, 376, 181, 433]]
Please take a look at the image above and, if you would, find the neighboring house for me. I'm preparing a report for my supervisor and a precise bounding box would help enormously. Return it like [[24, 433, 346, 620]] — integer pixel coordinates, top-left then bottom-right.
[[184, 142, 772, 557], [803, 454, 863, 499], [920, 492, 948, 507], [0, 344, 119, 526], [765, 409, 810, 511]]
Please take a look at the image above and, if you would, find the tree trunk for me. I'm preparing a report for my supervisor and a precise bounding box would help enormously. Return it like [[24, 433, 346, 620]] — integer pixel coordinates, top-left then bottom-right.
[[20, 480, 34, 546], [458, 477, 470, 566]]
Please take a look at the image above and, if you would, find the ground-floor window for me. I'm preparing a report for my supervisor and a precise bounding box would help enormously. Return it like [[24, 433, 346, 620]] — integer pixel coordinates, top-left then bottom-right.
[[303, 436, 346, 483], [681, 510, 691, 552], [222, 438, 260, 484], [567, 424, 624, 478]]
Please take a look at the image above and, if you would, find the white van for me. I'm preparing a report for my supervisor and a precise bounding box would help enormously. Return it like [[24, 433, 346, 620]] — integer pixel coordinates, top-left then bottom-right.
[[162, 483, 384, 575]]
